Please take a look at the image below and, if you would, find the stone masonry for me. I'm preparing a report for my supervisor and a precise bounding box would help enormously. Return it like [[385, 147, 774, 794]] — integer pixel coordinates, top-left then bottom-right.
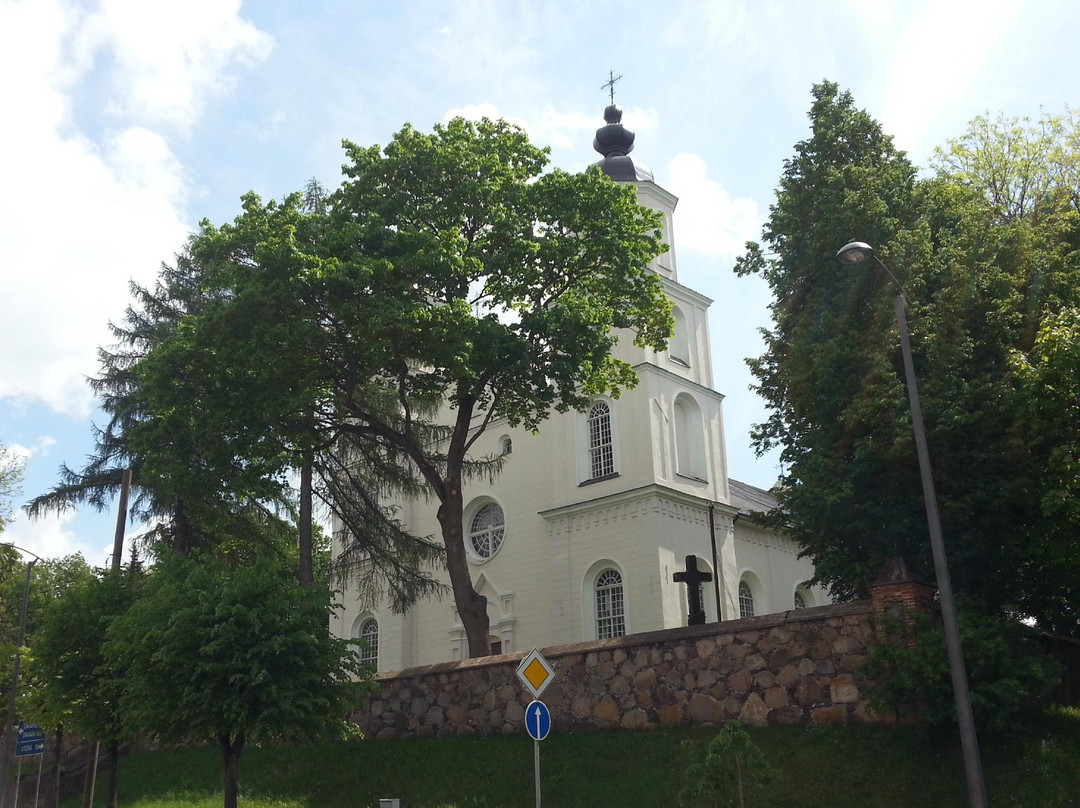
[[352, 601, 880, 738]]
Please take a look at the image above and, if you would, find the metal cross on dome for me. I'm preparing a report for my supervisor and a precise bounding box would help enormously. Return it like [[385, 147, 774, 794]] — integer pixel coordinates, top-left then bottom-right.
[[601, 69, 623, 104]]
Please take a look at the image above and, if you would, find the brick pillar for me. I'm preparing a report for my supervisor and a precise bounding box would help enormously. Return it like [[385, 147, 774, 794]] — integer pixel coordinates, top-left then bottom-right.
[[868, 557, 936, 647]]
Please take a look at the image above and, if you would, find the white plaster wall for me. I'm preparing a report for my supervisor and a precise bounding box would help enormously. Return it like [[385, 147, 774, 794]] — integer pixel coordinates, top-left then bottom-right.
[[731, 520, 823, 614]]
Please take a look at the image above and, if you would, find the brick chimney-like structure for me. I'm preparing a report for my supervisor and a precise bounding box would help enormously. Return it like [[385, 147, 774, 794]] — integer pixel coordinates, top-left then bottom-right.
[[868, 557, 936, 646]]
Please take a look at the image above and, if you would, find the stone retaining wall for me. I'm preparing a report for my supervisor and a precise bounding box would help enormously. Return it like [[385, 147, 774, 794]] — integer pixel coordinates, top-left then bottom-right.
[[352, 601, 879, 738]]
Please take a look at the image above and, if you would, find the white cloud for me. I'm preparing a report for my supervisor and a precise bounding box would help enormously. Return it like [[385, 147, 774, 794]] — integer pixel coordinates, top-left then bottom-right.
[[0, 0, 273, 417], [4, 510, 107, 562], [874, 0, 1020, 153], [666, 153, 761, 258], [7, 438, 56, 463], [78, 0, 274, 129]]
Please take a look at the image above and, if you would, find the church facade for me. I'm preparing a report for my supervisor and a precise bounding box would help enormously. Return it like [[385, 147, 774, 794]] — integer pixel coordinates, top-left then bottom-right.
[[332, 105, 826, 671]]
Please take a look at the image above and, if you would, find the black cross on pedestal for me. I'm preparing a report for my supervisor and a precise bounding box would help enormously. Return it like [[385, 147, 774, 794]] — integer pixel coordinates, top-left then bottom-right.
[[673, 554, 713, 626]]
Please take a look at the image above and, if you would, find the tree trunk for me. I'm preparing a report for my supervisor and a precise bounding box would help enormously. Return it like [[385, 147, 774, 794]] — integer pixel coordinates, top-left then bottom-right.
[[80, 740, 98, 808], [48, 727, 63, 808], [173, 500, 192, 554], [437, 486, 490, 658], [105, 739, 119, 808], [220, 734, 244, 808], [298, 456, 314, 587]]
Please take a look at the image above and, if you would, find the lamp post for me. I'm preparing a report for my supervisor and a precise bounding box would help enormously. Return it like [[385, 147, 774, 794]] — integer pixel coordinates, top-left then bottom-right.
[[0, 544, 41, 808], [835, 241, 988, 808]]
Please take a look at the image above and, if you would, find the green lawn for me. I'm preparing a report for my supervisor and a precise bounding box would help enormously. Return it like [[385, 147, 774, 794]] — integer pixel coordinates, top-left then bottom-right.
[[61, 708, 1080, 808]]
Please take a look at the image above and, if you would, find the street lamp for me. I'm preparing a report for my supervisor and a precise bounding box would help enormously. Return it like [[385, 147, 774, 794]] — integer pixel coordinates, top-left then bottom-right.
[[0, 544, 41, 808], [835, 241, 988, 808]]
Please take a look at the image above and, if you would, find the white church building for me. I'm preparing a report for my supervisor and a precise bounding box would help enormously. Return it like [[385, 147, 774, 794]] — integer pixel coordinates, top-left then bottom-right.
[[333, 104, 826, 671]]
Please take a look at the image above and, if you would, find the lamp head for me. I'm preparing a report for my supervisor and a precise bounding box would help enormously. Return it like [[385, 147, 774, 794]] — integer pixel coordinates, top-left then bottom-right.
[[835, 241, 875, 266]]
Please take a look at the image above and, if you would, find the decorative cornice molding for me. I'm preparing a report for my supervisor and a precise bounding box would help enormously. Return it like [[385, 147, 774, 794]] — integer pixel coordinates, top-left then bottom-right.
[[539, 483, 738, 536], [659, 275, 713, 307], [633, 363, 726, 401]]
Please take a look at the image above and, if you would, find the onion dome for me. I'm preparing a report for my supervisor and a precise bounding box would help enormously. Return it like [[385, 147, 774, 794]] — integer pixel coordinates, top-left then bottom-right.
[[592, 104, 653, 182]]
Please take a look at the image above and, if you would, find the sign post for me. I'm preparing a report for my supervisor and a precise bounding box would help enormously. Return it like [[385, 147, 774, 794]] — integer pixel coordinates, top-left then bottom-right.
[[13, 723, 45, 808], [14, 723, 45, 758], [515, 649, 555, 808]]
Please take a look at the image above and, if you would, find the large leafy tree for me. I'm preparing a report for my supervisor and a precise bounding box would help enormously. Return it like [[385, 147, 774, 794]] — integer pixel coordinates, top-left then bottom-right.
[[106, 552, 364, 808], [738, 83, 1080, 629], [25, 235, 432, 600], [139, 117, 671, 656], [27, 567, 136, 808]]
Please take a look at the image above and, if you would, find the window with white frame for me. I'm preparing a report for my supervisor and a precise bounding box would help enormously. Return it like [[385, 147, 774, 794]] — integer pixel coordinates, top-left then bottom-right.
[[587, 401, 615, 479], [469, 502, 505, 560], [738, 580, 755, 619], [595, 568, 626, 639], [793, 591, 807, 609], [356, 617, 379, 668]]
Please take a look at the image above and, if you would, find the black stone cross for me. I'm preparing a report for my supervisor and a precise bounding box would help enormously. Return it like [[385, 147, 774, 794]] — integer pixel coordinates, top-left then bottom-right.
[[601, 69, 623, 104], [673, 554, 713, 625]]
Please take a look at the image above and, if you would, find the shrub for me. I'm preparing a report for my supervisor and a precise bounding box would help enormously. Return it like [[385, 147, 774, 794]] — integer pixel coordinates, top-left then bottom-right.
[[680, 721, 776, 808], [862, 608, 1063, 731]]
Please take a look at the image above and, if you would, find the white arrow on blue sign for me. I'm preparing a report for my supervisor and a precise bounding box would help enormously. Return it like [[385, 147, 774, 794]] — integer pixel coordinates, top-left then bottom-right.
[[16, 722, 46, 757], [525, 700, 551, 741]]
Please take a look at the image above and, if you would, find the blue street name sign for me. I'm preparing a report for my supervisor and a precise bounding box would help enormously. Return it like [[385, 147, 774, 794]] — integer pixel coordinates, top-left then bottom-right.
[[525, 700, 551, 742], [16, 722, 46, 757]]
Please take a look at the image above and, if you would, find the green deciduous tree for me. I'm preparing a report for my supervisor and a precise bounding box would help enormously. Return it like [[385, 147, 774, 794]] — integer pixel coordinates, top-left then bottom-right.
[[735, 81, 924, 596], [28, 567, 136, 807], [139, 117, 671, 656], [737, 83, 1080, 630], [0, 442, 24, 535], [106, 552, 364, 808]]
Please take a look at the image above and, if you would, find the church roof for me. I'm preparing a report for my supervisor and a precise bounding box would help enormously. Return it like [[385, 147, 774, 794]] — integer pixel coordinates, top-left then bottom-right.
[[728, 478, 779, 517], [591, 104, 653, 182]]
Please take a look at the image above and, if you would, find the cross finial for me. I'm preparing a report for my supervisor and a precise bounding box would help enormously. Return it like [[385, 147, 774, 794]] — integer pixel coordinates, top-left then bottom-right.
[[601, 69, 623, 104]]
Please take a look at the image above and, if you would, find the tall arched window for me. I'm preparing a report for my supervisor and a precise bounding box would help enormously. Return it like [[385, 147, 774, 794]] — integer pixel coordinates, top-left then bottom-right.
[[738, 580, 755, 619], [673, 394, 706, 479], [356, 617, 379, 668], [587, 401, 615, 479], [670, 307, 690, 366], [469, 502, 505, 560], [595, 568, 625, 639]]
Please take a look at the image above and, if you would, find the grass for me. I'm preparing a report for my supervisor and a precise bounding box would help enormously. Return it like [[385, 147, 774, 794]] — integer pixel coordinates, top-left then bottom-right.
[[59, 707, 1080, 808]]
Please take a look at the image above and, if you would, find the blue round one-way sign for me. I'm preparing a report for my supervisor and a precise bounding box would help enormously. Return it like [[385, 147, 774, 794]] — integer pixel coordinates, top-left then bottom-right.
[[525, 700, 551, 741]]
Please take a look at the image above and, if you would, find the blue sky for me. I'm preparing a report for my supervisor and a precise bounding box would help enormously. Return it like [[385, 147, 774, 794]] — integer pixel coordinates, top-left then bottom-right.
[[2, 0, 1078, 562]]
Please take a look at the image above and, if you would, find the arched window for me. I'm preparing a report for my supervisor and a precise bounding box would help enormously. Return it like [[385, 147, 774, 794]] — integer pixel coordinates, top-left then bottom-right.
[[595, 568, 625, 639], [500, 436, 512, 455], [738, 580, 755, 619], [794, 583, 813, 609], [469, 502, 505, 560], [587, 401, 615, 479], [670, 307, 690, 366], [673, 394, 706, 479], [356, 617, 379, 668]]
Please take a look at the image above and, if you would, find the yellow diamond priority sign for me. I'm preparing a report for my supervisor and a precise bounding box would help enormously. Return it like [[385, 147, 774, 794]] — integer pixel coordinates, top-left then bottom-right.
[[516, 648, 555, 698]]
